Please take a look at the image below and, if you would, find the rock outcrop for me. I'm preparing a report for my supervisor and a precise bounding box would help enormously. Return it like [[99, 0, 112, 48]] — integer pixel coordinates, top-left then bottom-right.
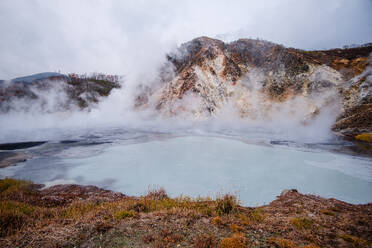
[[0, 72, 121, 113], [1, 38, 371, 140], [138, 37, 371, 139]]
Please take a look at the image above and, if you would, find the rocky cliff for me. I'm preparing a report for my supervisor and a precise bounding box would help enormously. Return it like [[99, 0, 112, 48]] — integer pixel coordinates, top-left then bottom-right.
[[0, 73, 121, 113], [137, 37, 371, 139]]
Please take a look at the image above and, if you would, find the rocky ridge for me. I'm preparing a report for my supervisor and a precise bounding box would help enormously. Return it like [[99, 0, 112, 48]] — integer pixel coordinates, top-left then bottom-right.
[[138, 37, 371, 139], [0, 73, 121, 112]]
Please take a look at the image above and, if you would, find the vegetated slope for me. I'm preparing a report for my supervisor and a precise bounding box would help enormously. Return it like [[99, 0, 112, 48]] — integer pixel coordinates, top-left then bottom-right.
[[0, 179, 371, 248]]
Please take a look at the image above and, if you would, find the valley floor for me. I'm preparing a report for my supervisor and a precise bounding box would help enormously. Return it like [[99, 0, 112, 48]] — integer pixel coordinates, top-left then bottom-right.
[[0, 178, 371, 248]]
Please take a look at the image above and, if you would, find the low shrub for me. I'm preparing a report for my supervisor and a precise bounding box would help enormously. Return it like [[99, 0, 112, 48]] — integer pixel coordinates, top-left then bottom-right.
[[114, 210, 134, 220], [269, 237, 297, 248], [194, 234, 217, 248], [0, 178, 32, 196], [230, 224, 243, 233], [320, 209, 335, 216], [339, 234, 368, 246], [250, 208, 265, 222], [220, 233, 246, 248], [0, 201, 35, 237], [212, 216, 223, 225], [290, 217, 314, 230], [216, 194, 238, 215], [146, 187, 168, 200]]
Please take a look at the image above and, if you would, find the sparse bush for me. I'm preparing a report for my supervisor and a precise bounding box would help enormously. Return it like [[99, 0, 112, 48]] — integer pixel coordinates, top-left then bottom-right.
[[213, 216, 223, 226], [0, 178, 32, 196], [114, 210, 134, 220], [146, 187, 168, 200], [0, 201, 35, 237], [250, 208, 265, 222], [220, 233, 246, 248], [230, 224, 243, 233], [290, 217, 314, 230], [64, 202, 99, 220], [194, 234, 217, 248], [216, 194, 238, 215], [320, 209, 335, 216], [238, 214, 250, 226], [339, 234, 368, 246], [130, 202, 148, 212], [269, 237, 297, 248]]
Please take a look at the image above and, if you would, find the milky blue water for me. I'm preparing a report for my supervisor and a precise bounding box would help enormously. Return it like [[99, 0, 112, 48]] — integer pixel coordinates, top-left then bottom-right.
[[1, 135, 371, 206]]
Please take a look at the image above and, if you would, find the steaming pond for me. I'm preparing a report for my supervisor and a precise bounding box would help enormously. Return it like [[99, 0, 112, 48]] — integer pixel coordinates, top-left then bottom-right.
[[1, 135, 371, 206]]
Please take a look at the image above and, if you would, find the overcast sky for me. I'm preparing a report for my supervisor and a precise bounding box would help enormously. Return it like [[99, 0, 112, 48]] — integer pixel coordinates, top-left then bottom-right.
[[0, 0, 371, 79]]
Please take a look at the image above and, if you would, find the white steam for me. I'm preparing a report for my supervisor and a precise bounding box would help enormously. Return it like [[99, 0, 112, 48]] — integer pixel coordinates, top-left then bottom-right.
[[0, 0, 369, 143]]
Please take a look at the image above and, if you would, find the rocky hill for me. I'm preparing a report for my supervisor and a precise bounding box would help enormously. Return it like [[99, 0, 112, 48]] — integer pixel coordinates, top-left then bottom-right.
[[0, 73, 121, 113], [137, 37, 371, 139], [0, 38, 371, 140]]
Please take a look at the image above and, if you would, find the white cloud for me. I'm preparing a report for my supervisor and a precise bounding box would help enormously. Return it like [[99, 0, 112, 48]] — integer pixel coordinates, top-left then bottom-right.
[[0, 0, 371, 79]]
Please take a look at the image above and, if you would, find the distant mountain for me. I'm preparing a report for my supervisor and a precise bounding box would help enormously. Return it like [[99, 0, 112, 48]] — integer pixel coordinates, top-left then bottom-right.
[[11, 72, 71, 84]]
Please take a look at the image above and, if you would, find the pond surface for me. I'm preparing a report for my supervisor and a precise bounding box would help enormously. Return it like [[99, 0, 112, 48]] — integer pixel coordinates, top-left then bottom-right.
[[1, 135, 371, 206]]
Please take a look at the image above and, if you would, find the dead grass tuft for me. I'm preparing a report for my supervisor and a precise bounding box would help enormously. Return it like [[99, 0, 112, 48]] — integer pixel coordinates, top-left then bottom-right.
[[194, 234, 217, 248], [213, 216, 223, 226], [220, 233, 247, 248], [269, 237, 297, 248], [114, 210, 135, 220], [339, 234, 368, 246], [146, 187, 168, 200], [0, 201, 35, 237], [216, 194, 238, 215], [230, 224, 243, 233], [249, 208, 265, 222], [290, 217, 314, 230], [0, 178, 33, 199]]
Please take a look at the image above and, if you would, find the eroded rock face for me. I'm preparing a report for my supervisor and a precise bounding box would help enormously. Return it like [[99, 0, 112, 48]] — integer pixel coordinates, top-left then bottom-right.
[[139, 37, 371, 138], [0, 73, 121, 113]]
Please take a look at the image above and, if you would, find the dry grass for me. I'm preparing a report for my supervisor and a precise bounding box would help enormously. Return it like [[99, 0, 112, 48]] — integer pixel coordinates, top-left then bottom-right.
[[320, 209, 335, 216], [269, 237, 297, 248], [249, 208, 265, 222], [145, 187, 169, 200], [290, 217, 314, 230], [0, 178, 33, 197], [213, 216, 223, 226], [339, 234, 368, 246], [220, 233, 247, 248], [194, 234, 217, 248], [215, 194, 238, 216], [0, 178, 371, 248]]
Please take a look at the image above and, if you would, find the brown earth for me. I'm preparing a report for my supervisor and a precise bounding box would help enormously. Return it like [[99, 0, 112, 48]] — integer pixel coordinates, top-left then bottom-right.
[[0, 179, 371, 248]]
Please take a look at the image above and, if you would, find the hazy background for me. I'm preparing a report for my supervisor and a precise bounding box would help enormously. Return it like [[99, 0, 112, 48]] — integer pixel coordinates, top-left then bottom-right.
[[0, 0, 371, 79]]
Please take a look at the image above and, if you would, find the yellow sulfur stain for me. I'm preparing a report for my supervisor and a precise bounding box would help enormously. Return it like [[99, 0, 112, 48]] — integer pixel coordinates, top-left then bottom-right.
[[355, 133, 372, 142]]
